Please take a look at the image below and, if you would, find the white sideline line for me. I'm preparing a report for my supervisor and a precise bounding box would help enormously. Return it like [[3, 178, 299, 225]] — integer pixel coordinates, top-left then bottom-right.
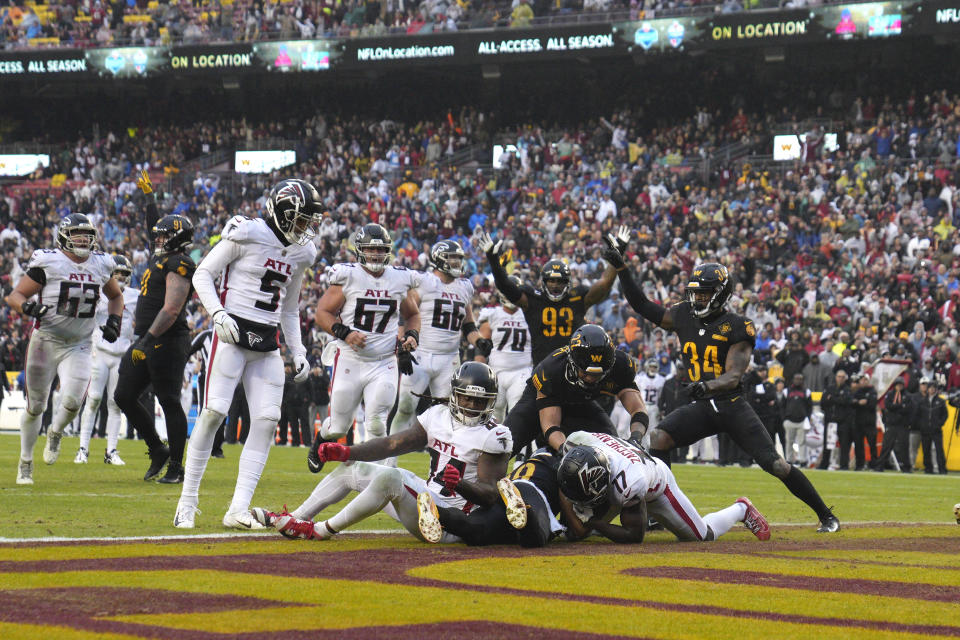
[[0, 522, 955, 544], [0, 530, 404, 543]]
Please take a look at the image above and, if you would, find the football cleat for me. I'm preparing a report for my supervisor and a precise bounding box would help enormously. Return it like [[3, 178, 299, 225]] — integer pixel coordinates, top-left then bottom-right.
[[174, 503, 199, 529], [144, 445, 170, 481], [307, 436, 325, 474], [817, 513, 841, 533], [223, 510, 267, 530], [43, 431, 62, 465], [16, 459, 33, 485], [736, 497, 770, 541], [954, 503, 960, 525], [250, 507, 280, 528], [74, 447, 89, 464], [273, 512, 319, 539], [417, 492, 443, 543], [104, 449, 125, 466], [157, 462, 184, 484], [498, 478, 528, 530]]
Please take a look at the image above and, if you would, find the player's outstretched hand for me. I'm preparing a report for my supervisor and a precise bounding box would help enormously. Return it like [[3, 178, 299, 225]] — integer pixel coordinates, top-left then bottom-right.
[[293, 354, 310, 383], [442, 464, 461, 494], [136, 169, 153, 195], [478, 232, 502, 259], [213, 310, 240, 344], [611, 224, 631, 253], [100, 314, 122, 343], [318, 443, 350, 463], [20, 300, 49, 318]]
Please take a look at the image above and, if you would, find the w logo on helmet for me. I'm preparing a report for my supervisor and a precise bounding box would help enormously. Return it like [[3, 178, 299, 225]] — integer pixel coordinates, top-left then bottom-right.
[[590, 354, 603, 363]]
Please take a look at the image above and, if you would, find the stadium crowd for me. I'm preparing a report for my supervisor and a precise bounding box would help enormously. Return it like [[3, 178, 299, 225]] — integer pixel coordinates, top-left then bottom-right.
[[1, 0, 849, 49], [3, 87, 960, 424]]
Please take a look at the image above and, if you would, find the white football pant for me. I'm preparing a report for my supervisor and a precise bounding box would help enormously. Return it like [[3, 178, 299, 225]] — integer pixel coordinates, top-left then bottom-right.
[[492, 366, 530, 423], [647, 462, 746, 542], [20, 333, 92, 462], [78, 348, 123, 453], [323, 349, 398, 441]]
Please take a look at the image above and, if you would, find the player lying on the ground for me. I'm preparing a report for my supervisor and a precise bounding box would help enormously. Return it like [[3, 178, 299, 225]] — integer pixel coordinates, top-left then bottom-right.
[[557, 431, 771, 543], [251, 362, 512, 542], [416, 447, 604, 548]]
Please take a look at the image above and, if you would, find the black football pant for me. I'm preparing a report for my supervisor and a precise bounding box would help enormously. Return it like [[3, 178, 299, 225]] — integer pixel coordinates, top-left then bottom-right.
[[872, 423, 910, 471], [278, 405, 311, 446], [855, 421, 877, 469], [837, 419, 855, 470], [654, 396, 831, 521], [437, 481, 553, 548], [115, 334, 190, 466], [504, 385, 617, 457], [920, 429, 947, 474]]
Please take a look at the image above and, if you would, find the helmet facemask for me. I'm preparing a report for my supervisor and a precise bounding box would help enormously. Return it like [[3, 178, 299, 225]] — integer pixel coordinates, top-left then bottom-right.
[[64, 229, 96, 258], [686, 285, 724, 318], [357, 244, 391, 274], [542, 274, 569, 302], [436, 249, 464, 278], [450, 385, 497, 427], [112, 267, 132, 289]]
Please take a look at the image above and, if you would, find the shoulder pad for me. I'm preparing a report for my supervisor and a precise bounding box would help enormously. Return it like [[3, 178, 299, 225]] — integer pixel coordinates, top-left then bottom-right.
[[221, 215, 253, 242]]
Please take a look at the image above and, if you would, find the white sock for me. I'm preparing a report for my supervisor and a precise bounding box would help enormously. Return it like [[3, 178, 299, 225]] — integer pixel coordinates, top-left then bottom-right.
[[180, 409, 225, 507], [703, 502, 748, 539], [78, 397, 102, 451], [105, 399, 122, 452], [20, 411, 43, 462], [293, 463, 356, 520]]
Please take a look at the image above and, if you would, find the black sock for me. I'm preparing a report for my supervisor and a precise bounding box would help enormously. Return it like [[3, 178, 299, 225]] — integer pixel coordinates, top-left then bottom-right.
[[781, 466, 830, 520], [649, 449, 672, 468]]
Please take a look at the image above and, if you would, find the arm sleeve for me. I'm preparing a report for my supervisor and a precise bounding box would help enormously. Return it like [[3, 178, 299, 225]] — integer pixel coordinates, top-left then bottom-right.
[[489, 254, 522, 304], [617, 268, 665, 325], [145, 196, 160, 246], [192, 239, 243, 316], [280, 266, 307, 359]]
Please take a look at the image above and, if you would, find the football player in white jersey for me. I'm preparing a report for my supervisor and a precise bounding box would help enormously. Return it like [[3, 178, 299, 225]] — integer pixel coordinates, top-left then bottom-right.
[[251, 362, 512, 543], [307, 223, 421, 473], [3, 214, 125, 484], [389, 240, 492, 434], [74, 255, 139, 465], [477, 274, 532, 422], [558, 431, 771, 543], [612, 358, 666, 438], [173, 179, 320, 529]]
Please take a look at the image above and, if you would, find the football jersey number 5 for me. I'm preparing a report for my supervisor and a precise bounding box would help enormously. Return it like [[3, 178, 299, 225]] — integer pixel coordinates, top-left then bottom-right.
[[354, 298, 398, 333], [255, 269, 288, 312], [57, 282, 99, 318]]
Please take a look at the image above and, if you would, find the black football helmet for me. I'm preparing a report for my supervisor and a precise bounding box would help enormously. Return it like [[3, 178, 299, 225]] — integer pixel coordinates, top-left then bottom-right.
[[686, 262, 732, 319], [500, 274, 522, 309], [56, 213, 97, 258], [112, 254, 133, 288], [566, 324, 616, 390], [557, 445, 610, 507], [353, 223, 392, 274], [265, 179, 323, 246], [152, 214, 193, 256], [540, 259, 571, 302], [430, 240, 466, 278], [449, 361, 498, 427]]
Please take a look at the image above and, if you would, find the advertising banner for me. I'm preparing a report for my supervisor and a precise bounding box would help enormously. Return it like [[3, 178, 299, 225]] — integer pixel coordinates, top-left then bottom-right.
[[614, 17, 700, 53], [253, 40, 340, 71], [0, 50, 88, 76], [0, 154, 50, 176], [86, 46, 168, 77], [170, 44, 255, 72]]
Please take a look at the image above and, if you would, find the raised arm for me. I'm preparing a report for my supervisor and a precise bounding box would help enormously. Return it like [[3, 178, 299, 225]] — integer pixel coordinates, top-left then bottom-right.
[[478, 232, 527, 309], [583, 264, 617, 308], [136, 170, 161, 246], [617, 267, 673, 330]]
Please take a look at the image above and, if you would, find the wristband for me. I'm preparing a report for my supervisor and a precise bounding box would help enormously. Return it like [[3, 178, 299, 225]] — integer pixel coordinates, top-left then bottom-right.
[[461, 321, 478, 337], [544, 425, 564, 441], [331, 322, 352, 340], [404, 329, 420, 345], [630, 411, 649, 429]]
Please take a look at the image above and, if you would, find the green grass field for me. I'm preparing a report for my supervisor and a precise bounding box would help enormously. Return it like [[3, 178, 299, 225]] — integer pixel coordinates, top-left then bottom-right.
[[2, 432, 960, 639]]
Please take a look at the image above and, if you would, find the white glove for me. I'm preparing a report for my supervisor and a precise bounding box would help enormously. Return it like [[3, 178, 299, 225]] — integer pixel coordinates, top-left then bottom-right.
[[606, 224, 631, 254], [477, 231, 502, 256], [212, 310, 239, 344], [293, 354, 310, 383]]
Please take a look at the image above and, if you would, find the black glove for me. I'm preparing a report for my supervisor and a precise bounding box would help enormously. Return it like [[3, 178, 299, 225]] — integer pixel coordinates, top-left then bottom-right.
[[627, 430, 645, 449], [131, 332, 159, 364], [474, 337, 493, 357], [397, 345, 418, 376], [101, 314, 122, 343], [601, 234, 625, 269], [21, 300, 49, 318], [688, 381, 709, 400]]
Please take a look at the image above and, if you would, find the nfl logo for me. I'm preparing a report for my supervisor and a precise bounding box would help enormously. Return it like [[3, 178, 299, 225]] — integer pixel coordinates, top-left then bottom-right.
[[667, 21, 685, 48], [634, 23, 658, 50]]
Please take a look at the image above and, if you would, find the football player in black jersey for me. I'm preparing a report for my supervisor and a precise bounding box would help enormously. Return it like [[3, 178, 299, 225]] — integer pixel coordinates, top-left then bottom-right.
[[611, 253, 839, 534], [477, 227, 629, 366], [114, 170, 197, 484], [503, 323, 650, 457]]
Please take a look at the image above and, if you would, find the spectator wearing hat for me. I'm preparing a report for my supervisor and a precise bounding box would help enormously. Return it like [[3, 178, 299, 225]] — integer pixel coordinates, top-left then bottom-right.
[[912, 379, 948, 474], [871, 378, 912, 472]]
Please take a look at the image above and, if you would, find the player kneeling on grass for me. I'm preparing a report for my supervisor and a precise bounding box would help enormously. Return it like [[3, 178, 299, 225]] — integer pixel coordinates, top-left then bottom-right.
[[558, 431, 771, 543], [251, 362, 512, 542]]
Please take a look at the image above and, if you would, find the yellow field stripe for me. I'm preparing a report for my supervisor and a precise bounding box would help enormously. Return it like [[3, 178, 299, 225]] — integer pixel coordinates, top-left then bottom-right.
[[1, 570, 951, 640], [760, 549, 960, 568], [408, 555, 960, 628]]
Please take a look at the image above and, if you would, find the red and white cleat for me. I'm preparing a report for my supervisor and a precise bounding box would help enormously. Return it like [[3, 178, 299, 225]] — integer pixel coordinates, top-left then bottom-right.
[[737, 497, 771, 541], [273, 510, 320, 540]]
